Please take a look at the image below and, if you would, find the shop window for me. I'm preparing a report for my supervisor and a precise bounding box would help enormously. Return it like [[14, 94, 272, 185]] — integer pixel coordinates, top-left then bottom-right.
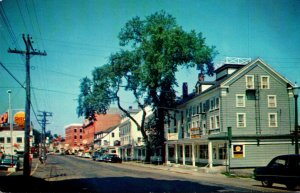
[[233, 144, 244, 158], [199, 145, 208, 159], [16, 137, 22, 143], [218, 144, 227, 160], [185, 145, 190, 157]]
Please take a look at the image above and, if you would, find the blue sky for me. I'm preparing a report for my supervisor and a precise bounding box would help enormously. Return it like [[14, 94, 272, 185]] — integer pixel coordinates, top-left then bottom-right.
[[0, 0, 299, 136]]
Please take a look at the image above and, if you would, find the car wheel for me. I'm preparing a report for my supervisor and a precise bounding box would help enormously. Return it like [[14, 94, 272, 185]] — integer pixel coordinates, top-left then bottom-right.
[[286, 183, 297, 190], [261, 180, 273, 187]]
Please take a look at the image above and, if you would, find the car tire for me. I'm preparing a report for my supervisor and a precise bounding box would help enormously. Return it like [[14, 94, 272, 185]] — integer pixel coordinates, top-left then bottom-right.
[[261, 180, 273, 187]]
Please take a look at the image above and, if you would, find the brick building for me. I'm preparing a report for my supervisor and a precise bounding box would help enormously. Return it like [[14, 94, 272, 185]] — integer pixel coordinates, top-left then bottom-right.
[[83, 108, 122, 148], [64, 123, 84, 152]]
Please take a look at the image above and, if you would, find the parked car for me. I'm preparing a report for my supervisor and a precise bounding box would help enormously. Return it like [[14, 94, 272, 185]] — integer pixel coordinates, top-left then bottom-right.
[[104, 154, 122, 163], [82, 152, 92, 158], [92, 151, 101, 161], [254, 154, 300, 190], [95, 154, 107, 162], [0, 155, 21, 170]]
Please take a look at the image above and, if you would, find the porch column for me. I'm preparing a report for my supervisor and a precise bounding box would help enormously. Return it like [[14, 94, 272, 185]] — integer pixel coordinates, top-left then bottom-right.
[[208, 141, 213, 168], [165, 143, 169, 164], [175, 144, 178, 164], [182, 144, 186, 165], [192, 143, 195, 167]]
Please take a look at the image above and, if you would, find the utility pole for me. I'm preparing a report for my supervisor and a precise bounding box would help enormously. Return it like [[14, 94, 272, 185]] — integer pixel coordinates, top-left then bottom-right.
[[8, 34, 47, 176], [38, 111, 52, 158]]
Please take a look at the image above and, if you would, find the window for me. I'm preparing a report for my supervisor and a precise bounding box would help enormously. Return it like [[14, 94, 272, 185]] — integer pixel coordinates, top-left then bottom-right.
[[246, 75, 254, 89], [233, 144, 245, 158], [80, 135, 82, 139], [261, 76, 269, 89], [185, 145, 190, 157], [237, 113, 246, 127], [74, 128, 77, 132], [215, 115, 220, 128], [210, 116, 215, 129], [268, 95, 277, 108], [269, 113, 278, 127], [16, 137, 22, 143], [215, 98, 220, 109], [236, 94, 245, 107], [74, 136, 77, 139], [112, 132, 115, 138], [0, 137, 4, 143], [7, 137, 11, 143], [218, 144, 227, 160], [210, 99, 215, 111], [199, 145, 208, 159]]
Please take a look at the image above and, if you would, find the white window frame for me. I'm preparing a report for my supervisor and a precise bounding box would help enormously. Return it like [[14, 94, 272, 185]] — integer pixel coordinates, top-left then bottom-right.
[[261, 76, 270, 89], [268, 113, 278, 127], [268, 95, 277, 108], [236, 113, 246, 128], [236, 94, 245, 107], [246, 75, 254, 89]]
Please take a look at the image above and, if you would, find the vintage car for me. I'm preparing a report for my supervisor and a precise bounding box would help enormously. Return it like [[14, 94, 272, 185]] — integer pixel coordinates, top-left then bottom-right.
[[254, 154, 300, 190], [0, 155, 21, 170]]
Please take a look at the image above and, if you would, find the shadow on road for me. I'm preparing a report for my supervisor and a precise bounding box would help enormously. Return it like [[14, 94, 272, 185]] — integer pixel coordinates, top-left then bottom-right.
[[0, 175, 232, 192]]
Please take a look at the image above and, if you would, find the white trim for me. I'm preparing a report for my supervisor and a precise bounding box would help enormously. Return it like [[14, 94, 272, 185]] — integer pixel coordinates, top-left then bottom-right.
[[236, 94, 245, 107], [268, 113, 278, 127], [268, 95, 277, 108], [236, 113, 246, 128], [221, 58, 295, 88], [261, 75, 270, 89], [245, 75, 254, 89]]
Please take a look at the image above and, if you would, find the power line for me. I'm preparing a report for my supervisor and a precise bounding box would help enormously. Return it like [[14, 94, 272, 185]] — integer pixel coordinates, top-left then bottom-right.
[[8, 34, 47, 176], [0, 61, 26, 89]]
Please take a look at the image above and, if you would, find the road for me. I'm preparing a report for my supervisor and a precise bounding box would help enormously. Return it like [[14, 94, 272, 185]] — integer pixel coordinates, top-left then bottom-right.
[[31, 154, 292, 193]]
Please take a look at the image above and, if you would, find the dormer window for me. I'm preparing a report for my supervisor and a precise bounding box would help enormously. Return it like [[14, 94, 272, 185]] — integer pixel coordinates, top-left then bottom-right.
[[246, 75, 254, 89]]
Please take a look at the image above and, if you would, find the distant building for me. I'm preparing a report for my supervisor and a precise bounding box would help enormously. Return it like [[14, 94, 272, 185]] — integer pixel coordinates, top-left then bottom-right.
[[82, 108, 122, 148], [64, 123, 83, 153]]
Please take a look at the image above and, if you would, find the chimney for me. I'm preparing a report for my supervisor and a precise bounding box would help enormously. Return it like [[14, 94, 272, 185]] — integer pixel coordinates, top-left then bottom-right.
[[198, 73, 205, 82], [182, 82, 188, 98]]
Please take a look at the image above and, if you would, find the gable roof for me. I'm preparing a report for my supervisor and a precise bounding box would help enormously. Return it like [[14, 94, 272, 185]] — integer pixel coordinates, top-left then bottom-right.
[[220, 58, 294, 88]]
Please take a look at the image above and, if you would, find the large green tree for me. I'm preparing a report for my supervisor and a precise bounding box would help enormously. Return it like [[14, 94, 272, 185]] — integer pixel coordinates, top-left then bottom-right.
[[77, 11, 217, 162]]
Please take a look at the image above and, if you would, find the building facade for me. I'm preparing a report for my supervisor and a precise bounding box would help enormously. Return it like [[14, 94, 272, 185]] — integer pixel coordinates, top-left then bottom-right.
[[64, 123, 84, 153], [119, 106, 153, 161], [82, 109, 122, 148], [165, 58, 297, 169]]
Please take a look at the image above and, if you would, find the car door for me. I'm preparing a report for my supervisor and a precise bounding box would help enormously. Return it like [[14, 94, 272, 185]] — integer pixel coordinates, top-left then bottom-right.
[[267, 156, 287, 184]]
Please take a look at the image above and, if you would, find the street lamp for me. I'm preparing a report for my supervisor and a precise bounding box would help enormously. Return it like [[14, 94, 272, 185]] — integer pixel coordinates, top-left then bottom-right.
[[293, 84, 300, 154], [7, 90, 13, 155]]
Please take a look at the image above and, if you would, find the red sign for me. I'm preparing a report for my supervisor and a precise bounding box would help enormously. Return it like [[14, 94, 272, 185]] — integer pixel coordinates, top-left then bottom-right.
[[0, 112, 8, 124]]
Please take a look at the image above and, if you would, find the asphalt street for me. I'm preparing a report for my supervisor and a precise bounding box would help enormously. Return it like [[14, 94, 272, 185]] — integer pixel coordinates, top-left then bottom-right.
[[0, 154, 296, 192]]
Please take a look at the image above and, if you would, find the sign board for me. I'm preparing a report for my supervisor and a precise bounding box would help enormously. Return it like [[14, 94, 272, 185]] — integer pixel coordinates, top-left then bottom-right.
[[0, 112, 8, 124], [14, 111, 25, 127], [190, 127, 201, 139], [167, 133, 178, 140]]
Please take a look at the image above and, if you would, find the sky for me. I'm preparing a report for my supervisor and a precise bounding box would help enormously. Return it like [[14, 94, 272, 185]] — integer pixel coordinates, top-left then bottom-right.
[[0, 0, 299, 137]]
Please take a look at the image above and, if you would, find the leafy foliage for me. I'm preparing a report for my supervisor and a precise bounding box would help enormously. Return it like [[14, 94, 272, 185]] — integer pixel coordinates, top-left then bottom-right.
[[77, 11, 217, 161]]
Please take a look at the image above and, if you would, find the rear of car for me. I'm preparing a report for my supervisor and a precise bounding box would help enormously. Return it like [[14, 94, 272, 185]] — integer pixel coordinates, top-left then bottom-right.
[[105, 154, 122, 163], [254, 154, 300, 190], [0, 155, 20, 170]]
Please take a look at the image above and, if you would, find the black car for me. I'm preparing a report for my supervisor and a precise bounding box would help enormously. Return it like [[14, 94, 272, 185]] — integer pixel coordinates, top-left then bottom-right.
[[254, 154, 300, 190], [104, 154, 122, 163]]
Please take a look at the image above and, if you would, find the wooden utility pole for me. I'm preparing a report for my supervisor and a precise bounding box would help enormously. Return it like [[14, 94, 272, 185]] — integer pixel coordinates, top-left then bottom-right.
[[8, 34, 47, 176], [38, 111, 52, 158]]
